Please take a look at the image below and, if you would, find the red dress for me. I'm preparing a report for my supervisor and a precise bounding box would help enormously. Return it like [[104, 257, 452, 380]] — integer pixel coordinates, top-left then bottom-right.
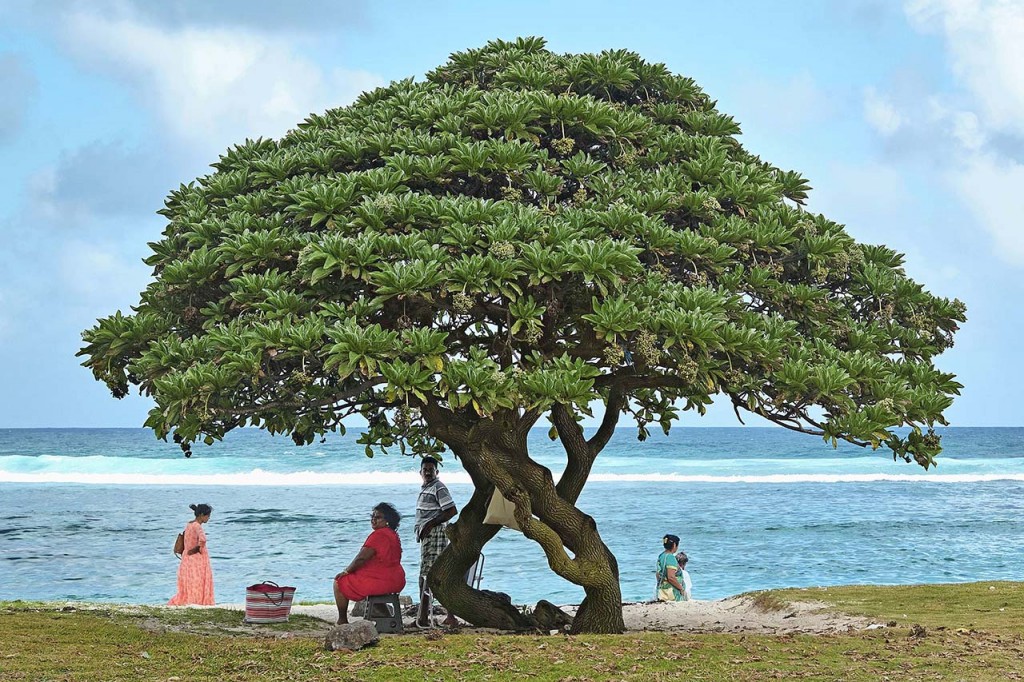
[[335, 527, 406, 601]]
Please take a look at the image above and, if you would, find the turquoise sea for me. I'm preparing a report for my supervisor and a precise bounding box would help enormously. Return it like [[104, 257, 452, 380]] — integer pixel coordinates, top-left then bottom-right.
[[1, 427, 1022, 606]]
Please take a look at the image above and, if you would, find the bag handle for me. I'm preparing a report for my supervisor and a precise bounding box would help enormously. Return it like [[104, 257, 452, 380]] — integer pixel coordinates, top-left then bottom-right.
[[258, 581, 284, 605]]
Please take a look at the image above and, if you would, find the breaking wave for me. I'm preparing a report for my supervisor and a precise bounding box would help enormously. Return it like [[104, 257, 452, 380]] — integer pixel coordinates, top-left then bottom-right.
[[2, 468, 1023, 486]]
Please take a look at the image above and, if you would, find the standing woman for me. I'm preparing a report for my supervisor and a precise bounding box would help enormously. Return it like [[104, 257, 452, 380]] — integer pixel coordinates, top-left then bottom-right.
[[656, 534, 686, 602], [168, 503, 214, 606]]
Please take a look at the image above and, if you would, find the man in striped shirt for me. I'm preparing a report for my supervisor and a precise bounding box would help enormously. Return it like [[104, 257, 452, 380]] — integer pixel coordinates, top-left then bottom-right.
[[415, 456, 458, 627]]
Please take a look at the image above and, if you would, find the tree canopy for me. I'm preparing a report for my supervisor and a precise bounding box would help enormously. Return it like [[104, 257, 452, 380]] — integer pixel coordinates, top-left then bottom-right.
[[79, 37, 965, 632]]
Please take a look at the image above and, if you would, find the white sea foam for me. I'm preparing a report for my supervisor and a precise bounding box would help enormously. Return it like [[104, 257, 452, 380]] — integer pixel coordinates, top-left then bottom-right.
[[2, 469, 1023, 486], [588, 473, 1024, 483], [0, 469, 432, 486]]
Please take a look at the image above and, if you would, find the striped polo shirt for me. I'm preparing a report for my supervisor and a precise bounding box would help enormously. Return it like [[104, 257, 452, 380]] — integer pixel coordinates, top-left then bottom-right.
[[415, 479, 455, 539]]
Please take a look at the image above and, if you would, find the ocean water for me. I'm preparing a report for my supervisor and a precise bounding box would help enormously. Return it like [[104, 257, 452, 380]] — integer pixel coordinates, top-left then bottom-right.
[[1, 427, 1022, 607]]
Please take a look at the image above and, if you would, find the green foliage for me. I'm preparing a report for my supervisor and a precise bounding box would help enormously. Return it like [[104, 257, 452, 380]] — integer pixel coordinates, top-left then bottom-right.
[[79, 37, 964, 466]]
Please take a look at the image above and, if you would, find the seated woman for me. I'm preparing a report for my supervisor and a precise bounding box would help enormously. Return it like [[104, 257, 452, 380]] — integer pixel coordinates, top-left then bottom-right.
[[333, 502, 406, 624], [656, 534, 687, 602]]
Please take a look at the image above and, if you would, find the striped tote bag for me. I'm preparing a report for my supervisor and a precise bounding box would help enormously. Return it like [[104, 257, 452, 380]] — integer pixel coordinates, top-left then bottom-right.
[[244, 582, 296, 623]]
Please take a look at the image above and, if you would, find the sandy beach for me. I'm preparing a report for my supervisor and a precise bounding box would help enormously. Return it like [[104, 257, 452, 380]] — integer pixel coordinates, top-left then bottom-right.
[[192, 594, 878, 636]]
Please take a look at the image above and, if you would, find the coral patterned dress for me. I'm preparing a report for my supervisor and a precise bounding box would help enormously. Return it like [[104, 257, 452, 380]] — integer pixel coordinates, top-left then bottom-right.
[[168, 521, 214, 605]]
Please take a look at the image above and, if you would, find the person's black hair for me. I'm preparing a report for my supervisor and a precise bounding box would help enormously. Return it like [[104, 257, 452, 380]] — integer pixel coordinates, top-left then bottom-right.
[[374, 502, 401, 530], [190, 503, 213, 517], [662, 534, 680, 550], [421, 456, 441, 468], [676, 551, 689, 567]]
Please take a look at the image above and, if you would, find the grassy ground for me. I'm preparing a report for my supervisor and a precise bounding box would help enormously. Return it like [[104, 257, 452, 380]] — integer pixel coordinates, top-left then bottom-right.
[[3, 582, 1023, 681]]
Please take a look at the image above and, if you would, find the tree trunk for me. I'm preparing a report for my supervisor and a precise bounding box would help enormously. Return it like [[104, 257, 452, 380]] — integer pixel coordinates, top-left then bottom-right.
[[422, 403, 625, 634], [472, 433, 625, 634], [569, 547, 623, 634], [518, 461, 625, 634], [427, 468, 535, 629], [572, 583, 624, 633]]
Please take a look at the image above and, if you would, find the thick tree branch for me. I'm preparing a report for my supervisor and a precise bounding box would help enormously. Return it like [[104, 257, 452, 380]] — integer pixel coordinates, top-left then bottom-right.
[[552, 402, 591, 503], [592, 372, 689, 391], [588, 386, 626, 455], [514, 500, 585, 584], [421, 395, 472, 446]]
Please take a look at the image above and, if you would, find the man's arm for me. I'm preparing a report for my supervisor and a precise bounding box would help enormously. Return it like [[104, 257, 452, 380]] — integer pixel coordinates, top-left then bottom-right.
[[417, 504, 457, 541]]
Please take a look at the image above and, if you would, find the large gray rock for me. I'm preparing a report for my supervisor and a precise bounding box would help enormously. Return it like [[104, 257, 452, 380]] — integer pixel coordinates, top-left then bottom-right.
[[324, 621, 379, 651]]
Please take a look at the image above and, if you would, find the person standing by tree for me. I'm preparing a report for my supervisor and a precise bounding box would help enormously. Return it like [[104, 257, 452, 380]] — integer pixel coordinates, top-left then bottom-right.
[[415, 457, 458, 627]]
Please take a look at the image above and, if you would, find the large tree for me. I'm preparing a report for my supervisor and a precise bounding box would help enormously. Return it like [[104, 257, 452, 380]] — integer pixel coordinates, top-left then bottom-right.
[[80, 38, 964, 634]]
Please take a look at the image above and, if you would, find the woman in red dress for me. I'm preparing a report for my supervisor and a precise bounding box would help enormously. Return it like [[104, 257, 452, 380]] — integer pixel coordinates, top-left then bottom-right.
[[333, 502, 406, 624]]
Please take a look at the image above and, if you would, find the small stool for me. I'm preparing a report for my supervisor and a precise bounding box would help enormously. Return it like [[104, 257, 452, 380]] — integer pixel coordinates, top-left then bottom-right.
[[362, 593, 403, 634]]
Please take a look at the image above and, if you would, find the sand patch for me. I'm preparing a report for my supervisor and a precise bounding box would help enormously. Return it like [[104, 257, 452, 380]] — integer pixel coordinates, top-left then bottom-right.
[[51, 596, 879, 637], [208, 596, 878, 636]]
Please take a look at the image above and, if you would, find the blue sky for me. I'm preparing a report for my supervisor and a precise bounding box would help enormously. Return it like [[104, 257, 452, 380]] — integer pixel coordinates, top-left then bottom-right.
[[0, 0, 1021, 428]]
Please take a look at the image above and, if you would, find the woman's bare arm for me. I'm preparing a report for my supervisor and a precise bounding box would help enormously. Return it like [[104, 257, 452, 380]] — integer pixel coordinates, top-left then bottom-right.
[[335, 546, 377, 579]]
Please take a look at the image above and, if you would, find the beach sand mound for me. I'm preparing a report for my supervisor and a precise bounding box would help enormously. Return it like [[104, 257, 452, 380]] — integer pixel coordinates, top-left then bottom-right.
[[68, 596, 874, 637], [611, 597, 875, 634], [202, 596, 876, 636]]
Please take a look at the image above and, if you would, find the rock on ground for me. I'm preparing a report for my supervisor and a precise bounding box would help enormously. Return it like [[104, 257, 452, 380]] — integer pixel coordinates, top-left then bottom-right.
[[324, 620, 379, 651]]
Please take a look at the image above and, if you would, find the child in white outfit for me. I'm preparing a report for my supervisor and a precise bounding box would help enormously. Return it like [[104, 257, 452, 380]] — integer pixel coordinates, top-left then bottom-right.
[[676, 551, 693, 600]]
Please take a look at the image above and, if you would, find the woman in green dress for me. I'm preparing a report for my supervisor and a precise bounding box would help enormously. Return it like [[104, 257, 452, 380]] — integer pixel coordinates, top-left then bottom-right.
[[656, 534, 685, 602]]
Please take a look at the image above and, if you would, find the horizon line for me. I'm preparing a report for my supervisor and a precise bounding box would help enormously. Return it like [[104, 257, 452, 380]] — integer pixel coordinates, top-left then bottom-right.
[[0, 424, 1020, 431]]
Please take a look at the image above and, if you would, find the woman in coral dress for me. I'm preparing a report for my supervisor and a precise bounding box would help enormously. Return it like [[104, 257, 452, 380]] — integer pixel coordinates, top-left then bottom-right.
[[333, 502, 406, 624], [168, 503, 214, 605]]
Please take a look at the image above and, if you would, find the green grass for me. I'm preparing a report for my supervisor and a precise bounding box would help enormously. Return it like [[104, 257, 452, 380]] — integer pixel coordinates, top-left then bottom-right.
[[3, 582, 1023, 681], [770, 580, 1024, 632], [745, 590, 789, 612]]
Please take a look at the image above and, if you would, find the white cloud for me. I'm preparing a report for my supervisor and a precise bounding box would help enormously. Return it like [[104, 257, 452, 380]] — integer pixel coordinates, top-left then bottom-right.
[[51, 0, 370, 32], [810, 161, 912, 239], [949, 109, 985, 151], [59, 9, 384, 152], [28, 141, 180, 225], [58, 239, 151, 311], [900, 0, 1024, 266], [906, 0, 1024, 136], [731, 71, 834, 134], [951, 152, 1024, 265], [863, 86, 903, 136], [0, 52, 37, 142]]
